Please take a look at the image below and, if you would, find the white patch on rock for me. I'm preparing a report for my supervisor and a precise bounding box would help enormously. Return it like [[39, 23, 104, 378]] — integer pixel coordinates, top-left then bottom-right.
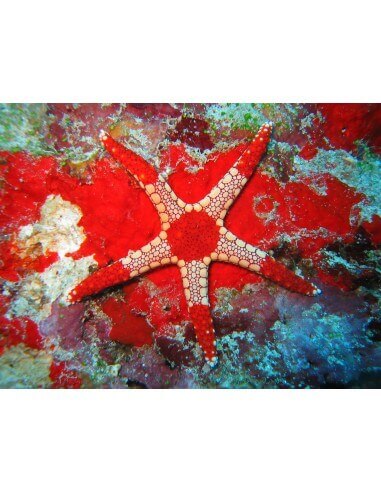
[[6, 194, 98, 322], [18, 194, 86, 258], [7, 256, 96, 322]]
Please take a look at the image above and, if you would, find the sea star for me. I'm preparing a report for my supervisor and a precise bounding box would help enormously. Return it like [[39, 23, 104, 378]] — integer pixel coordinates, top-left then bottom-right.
[[68, 123, 320, 366]]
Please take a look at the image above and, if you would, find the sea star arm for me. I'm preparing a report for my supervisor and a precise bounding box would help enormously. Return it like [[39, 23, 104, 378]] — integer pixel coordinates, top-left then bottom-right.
[[213, 230, 321, 296], [178, 259, 217, 365], [68, 233, 174, 303], [144, 175, 186, 229], [100, 131, 158, 186], [100, 132, 185, 227], [201, 122, 273, 221]]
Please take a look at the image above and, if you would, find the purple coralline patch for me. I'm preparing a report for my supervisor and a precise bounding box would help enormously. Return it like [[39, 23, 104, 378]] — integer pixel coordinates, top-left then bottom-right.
[[154, 325, 200, 369], [214, 284, 280, 342], [119, 347, 196, 389], [40, 301, 85, 350]]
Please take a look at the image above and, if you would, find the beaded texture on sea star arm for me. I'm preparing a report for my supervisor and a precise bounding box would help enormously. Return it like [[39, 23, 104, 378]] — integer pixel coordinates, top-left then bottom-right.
[[68, 234, 174, 303], [100, 130, 185, 228], [213, 231, 320, 297], [179, 259, 217, 362], [202, 123, 273, 222]]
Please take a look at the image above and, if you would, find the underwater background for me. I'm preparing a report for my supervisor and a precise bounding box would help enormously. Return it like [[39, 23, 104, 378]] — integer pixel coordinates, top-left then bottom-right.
[[0, 103, 380, 389]]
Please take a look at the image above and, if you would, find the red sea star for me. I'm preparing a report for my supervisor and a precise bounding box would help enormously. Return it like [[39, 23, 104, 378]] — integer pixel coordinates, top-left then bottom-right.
[[68, 123, 321, 366]]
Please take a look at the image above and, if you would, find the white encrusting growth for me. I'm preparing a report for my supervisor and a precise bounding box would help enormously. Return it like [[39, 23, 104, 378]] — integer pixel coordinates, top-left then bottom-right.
[[18, 195, 86, 258]]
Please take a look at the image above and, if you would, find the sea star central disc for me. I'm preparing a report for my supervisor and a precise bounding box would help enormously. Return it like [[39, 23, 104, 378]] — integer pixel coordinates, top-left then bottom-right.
[[167, 210, 220, 261], [68, 123, 321, 366]]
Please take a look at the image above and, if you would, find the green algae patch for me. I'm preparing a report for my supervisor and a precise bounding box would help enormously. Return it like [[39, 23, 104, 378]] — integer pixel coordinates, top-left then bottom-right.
[[205, 103, 304, 137], [0, 103, 56, 156], [0, 345, 53, 388]]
